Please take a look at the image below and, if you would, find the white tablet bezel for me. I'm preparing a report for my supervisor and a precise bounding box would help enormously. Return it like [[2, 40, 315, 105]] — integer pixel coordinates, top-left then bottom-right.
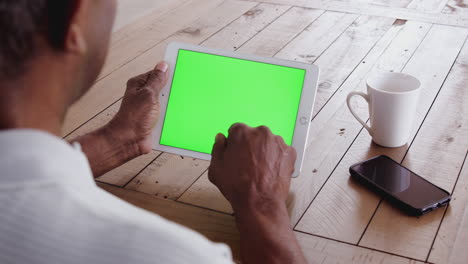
[[152, 42, 319, 177]]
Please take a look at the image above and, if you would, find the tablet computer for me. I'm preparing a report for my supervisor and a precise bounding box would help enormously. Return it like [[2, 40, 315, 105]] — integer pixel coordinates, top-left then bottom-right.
[[152, 42, 319, 177]]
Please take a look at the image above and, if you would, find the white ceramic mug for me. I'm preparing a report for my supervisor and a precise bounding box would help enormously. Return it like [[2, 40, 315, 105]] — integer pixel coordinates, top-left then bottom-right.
[[346, 72, 421, 148]]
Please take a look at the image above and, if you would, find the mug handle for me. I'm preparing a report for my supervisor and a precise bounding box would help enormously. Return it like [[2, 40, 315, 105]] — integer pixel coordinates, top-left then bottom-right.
[[346, 91, 372, 135]]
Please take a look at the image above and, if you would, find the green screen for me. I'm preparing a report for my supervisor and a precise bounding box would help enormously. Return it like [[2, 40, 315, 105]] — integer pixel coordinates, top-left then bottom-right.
[[160, 49, 306, 154]]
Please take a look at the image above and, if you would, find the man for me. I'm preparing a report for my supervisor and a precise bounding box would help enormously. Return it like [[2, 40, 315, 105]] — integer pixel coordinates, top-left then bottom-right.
[[0, 1, 308, 263]]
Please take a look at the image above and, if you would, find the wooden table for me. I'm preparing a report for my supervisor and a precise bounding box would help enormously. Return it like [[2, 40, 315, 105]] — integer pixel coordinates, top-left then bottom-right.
[[63, 1, 468, 263]]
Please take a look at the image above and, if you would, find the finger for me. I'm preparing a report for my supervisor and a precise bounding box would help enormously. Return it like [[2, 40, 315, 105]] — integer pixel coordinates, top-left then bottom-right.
[[228, 123, 251, 141], [146, 61, 169, 94], [211, 133, 227, 160], [126, 71, 152, 88], [289, 147, 297, 175], [289, 146, 297, 161], [228, 123, 244, 134], [275, 135, 287, 147], [257, 125, 272, 135]]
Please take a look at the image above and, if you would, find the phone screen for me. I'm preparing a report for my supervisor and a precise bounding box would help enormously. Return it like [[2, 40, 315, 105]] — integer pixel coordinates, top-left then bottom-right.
[[352, 156, 449, 209]]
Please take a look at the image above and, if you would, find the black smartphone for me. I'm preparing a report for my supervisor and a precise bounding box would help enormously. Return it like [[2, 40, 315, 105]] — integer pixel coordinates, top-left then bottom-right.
[[349, 155, 451, 216]]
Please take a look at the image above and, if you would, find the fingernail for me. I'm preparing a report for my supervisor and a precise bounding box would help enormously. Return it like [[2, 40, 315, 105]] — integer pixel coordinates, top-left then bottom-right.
[[156, 62, 168, 73]]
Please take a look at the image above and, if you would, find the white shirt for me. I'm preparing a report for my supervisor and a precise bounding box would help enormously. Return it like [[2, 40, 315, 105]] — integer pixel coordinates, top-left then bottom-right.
[[0, 130, 233, 264]]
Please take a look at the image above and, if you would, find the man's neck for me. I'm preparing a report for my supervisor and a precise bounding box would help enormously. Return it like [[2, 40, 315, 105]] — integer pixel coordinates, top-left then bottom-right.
[[0, 57, 72, 136]]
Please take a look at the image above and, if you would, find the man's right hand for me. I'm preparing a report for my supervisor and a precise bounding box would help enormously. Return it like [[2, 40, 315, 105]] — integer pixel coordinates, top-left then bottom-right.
[[208, 123, 296, 213], [208, 123, 308, 264]]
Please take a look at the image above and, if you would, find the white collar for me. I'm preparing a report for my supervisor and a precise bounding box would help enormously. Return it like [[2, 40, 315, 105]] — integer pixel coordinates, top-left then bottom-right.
[[0, 129, 95, 189]]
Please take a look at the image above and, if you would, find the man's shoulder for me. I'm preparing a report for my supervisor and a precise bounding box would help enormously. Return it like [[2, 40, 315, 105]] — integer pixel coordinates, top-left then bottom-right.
[[70, 185, 234, 263]]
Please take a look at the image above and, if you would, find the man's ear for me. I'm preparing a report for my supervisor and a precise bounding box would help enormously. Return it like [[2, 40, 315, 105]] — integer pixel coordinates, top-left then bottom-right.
[[64, 0, 89, 55]]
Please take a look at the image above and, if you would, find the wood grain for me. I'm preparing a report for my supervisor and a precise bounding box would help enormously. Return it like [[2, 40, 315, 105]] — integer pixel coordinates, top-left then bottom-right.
[[359, 39, 468, 259], [178, 172, 233, 214], [372, 0, 413, 8], [107, 0, 221, 79], [308, 15, 396, 116], [275, 11, 359, 64], [407, 0, 449, 12], [113, 0, 187, 32], [443, 0, 468, 14], [202, 3, 291, 50], [296, 231, 424, 264], [296, 24, 468, 248], [126, 153, 209, 200], [428, 44, 468, 264], [237, 7, 325, 57], [429, 153, 468, 264]]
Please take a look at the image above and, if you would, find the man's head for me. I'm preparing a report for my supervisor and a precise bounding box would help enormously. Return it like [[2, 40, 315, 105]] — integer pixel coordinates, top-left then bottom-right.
[[0, 0, 117, 103]]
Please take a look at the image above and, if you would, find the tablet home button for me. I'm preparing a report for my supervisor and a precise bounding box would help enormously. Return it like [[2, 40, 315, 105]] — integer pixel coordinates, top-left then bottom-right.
[[300, 117, 309, 124]]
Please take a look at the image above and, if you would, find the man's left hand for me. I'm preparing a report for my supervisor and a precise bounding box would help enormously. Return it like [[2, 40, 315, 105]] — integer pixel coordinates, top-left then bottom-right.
[[107, 61, 169, 155]]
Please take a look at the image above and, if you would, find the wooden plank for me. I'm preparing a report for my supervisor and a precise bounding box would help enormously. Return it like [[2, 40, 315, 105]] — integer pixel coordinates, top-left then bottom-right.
[[95, 152, 160, 187], [202, 3, 291, 50], [309, 15, 396, 116], [178, 15, 393, 213], [296, 25, 468, 248], [64, 100, 161, 186], [455, 33, 468, 64], [65, 101, 122, 139], [407, 0, 449, 13], [240, 0, 468, 27], [178, 172, 233, 214], [295, 231, 424, 264], [237, 7, 325, 57], [106, 0, 225, 79], [275, 11, 359, 63], [360, 41, 468, 259], [125, 153, 209, 200], [429, 153, 468, 264], [371, 0, 413, 8], [443, 0, 468, 14], [100, 183, 423, 263], [113, 0, 184, 32], [62, 0, 257, 136]]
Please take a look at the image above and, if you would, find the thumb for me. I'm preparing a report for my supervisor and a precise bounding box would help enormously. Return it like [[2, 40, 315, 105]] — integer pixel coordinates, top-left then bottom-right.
[[211, 133, 227, 160], [147, 61, 169, 94]]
